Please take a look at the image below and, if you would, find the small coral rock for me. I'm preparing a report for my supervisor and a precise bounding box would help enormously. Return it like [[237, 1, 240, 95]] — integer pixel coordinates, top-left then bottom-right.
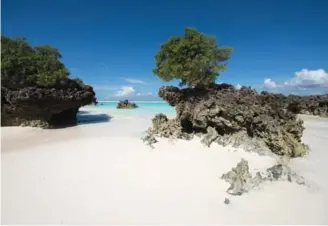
[[116, 100, 138, 109]]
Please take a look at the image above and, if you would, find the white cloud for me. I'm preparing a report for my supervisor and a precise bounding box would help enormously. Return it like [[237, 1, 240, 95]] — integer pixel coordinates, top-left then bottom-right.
[[284, 69, 328, 89], [123, 78, 146, 84], [263, 69, 328, 92], [235, 84, 242, 90], [136, 92, 153, 96], [263, 78, 277, 89], [115, 86, 135, 97]]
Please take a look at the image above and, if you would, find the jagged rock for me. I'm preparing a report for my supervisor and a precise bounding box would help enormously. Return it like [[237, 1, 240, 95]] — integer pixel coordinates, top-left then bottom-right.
[[152, 113, 169, 131], [221, 158, 252, 195], [224, 198, 230, 205], [149, 113, 192, 140], [215, 131, 271, 155], [142, 132, 158, 148], [221, 159, 305, 196], [1, 79, 97, 128], [158, 84, 307, 157], [266, 164, 305, 185], [116, 100, 138, 109], [142, 113, 193, 147], [261, 91, 328, 117], [285, 94, 328, 117], [201, 126, 219, 147]]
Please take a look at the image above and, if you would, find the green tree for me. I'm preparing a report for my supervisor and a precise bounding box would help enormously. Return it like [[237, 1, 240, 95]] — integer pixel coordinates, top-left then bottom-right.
[[153, 27, 232, 87], [72, 78, 85, 87], [1, 36, 69, 88]]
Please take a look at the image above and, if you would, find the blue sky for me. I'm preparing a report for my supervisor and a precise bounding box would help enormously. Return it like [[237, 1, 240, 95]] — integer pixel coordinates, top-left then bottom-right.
[[2, 0, 328, 100]]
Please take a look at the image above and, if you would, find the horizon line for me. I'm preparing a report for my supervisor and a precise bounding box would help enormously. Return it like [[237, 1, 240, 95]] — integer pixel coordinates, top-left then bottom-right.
[[98, 100, 166, 103]]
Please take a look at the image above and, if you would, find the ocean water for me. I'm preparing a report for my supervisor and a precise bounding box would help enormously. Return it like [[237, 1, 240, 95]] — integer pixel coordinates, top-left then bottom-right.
[[81, 101, 176, 119]]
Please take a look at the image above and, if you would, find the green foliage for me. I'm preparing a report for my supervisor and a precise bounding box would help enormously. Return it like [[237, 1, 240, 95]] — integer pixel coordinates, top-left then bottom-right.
[[153, 27, 233, 87], [1, 36, 70, 88], [72, 78, 85, 87]]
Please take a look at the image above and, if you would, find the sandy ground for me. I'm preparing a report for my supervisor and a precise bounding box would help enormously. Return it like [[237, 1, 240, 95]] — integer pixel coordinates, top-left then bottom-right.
[[1, 112, 328, 224]]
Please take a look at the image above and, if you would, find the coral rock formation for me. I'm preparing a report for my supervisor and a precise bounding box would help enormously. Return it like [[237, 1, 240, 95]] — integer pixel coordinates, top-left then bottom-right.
[[221, 158, 305, 196], [156, 84, 307, 157], [1, 79, 96, 128], [286, 94, 328, 117], [116, 100, 138, 109]]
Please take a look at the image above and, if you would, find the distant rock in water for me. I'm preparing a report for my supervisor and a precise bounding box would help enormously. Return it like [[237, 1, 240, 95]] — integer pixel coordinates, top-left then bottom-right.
[[1, 79, 97, 128], [116, 100, 138, 109], [144, 84, 309, 157]]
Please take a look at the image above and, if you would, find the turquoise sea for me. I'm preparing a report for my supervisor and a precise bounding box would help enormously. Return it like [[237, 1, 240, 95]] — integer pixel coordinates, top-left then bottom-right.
[[81, 101, 176, 119]]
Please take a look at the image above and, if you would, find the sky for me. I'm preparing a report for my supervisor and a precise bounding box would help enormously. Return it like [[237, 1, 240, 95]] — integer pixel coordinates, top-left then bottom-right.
[[2, 0, 328, 100]]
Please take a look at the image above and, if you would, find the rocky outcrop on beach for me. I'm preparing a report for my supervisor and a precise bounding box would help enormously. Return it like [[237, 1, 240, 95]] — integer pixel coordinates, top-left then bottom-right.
[[1, 79, 97, 128], [116, 100, 138, 109], [260, 91, 328, 117], [142, 113, 192, 147], [144, 84, 307, 157], [285, 94, 328, 117], [221, 158, 305, 196]]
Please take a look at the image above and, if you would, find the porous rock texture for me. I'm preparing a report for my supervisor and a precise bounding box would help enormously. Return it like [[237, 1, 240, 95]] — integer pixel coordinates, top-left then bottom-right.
[[1, 79, 97, 128], [285, 94, 328, 117], [116, 100, 138, 109], [145, 84, 308, 157], [260, 91, 328, 117], [142, 113, 192, 148], [221, 158, 305, 196]]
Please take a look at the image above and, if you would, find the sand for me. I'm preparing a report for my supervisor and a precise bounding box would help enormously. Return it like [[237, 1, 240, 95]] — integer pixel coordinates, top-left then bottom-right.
[[1, 111, 328, 224]]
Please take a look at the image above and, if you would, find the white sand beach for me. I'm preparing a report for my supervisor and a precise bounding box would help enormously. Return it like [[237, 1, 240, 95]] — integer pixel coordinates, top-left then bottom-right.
[[1, 109, 328, 224]]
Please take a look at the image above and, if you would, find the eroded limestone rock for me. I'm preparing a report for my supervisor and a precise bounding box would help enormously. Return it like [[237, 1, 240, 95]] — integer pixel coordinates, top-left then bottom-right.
[[224, 198, 230, 205], [157, 84, 307, 157], [1, 79, 96, 128], [142, 132, 158, 148], [116, 100, 138, 109], [221, 159, 306, 196], [221, 158, 252, 195], [201, 126, 219, 147], [285, 94, 328, 117]]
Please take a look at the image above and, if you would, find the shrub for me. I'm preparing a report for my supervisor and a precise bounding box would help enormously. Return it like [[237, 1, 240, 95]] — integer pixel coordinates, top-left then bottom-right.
[[153, 27, 232, 87]]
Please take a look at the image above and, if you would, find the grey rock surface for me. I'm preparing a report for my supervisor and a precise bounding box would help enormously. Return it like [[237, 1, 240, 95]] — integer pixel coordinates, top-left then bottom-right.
[[224, 198, 230, 205], [1, 79, 97, 128], [158, 84, 308, 157], [116, 100, 138, 109], [285, 94, 328, 117], [221, 159, 306, 196]]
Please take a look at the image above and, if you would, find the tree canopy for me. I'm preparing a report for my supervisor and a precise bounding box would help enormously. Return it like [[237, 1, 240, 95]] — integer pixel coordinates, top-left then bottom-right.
[[1, 36, 70, 88], [153, 27, 233, 87]]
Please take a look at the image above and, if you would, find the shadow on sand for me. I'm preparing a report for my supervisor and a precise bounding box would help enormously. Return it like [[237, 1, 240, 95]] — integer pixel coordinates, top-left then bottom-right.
[[50, 112, 112, 129], [77, 110, 91, 114], [77, 113, 112, 125]]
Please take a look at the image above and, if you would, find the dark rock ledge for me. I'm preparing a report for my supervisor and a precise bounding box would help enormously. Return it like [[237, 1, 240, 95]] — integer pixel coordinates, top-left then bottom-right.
[[1, 79, 97, 128]]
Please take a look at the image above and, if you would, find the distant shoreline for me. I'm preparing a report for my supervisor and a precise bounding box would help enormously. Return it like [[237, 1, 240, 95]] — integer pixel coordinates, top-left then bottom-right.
[[97, 100, 167, 103]]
